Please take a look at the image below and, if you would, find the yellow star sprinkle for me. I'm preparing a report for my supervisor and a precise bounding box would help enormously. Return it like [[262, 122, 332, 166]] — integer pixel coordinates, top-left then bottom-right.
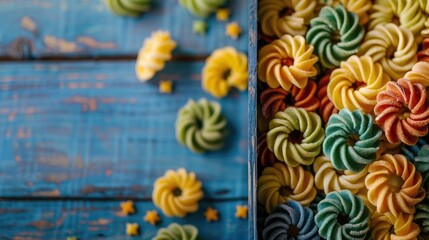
[[226, 22, 241, 40], [159, 80, 173, 94], [66, 237, 77, 240], [235, 205, 248, 219], [204, 207, 219, 222], [144, 210, 160, 225], [126, 223, 140, 236], [216, 8, 230, 21], [120, 200, 135, 215]]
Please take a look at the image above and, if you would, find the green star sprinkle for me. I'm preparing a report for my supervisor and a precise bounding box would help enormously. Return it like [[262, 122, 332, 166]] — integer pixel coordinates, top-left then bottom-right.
[[193, 21, 207, 35]]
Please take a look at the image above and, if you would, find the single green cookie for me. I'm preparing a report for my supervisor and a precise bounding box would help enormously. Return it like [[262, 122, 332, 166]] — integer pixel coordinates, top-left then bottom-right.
[[176, 98, 227, 153], [179, 0, 225, 18], [152, 223, 198, 240], [104, 0, 150, 17]]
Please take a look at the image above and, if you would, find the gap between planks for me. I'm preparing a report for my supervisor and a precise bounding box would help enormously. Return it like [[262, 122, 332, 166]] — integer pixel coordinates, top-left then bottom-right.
[[0, 196, 247, 202], [0, 54, 208, 62]]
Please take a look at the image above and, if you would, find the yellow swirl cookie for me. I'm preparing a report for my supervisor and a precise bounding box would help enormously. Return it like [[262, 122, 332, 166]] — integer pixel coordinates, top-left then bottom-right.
[[321, 0, 372, 25], [370, 212, 420, 240], [358, 23, 417, 80], [136, 31, 176, 81], [258, 34, 318, 91], [404, 61, 429, 87], [313, 155, 368, 195], [202, 47, 248, 98], [258, 163, 316, 213], [327, 55, 390, 114], [258, 0, 317, 37], [152, 168, 203, 217]]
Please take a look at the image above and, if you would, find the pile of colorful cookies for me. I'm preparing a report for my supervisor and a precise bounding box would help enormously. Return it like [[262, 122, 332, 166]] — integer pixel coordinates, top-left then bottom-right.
[[257, 0, 429, 239]]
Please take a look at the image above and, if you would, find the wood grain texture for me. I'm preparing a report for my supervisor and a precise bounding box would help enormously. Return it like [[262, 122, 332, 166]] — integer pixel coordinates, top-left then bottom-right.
[[0, 199, 248, 239], [0, 60, 248, 199], [0, 0, 248, 59]]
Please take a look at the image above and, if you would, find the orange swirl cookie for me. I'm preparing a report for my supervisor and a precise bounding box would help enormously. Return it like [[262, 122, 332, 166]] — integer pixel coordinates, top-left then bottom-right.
[[259, 81, 320, 119], [258, 34, 318, 91], [258, 162, 317, 213], [258, 0, 317, 38], [317, 71, 338, 125], [370, 212, 420, 240], [152, 168, 203, 217], [313, 155, 368, 195], [374, 78, 429, 145], [404, 61, 429, 87], [365, 154, 425, 216], [328, 55, 390, 114]]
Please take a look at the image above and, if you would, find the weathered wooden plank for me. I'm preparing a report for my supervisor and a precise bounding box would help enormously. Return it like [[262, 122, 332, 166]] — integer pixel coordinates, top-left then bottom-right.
[[0, 199, 248, 239], [0, 0, 248, 59], [0, 60, 248, 199]]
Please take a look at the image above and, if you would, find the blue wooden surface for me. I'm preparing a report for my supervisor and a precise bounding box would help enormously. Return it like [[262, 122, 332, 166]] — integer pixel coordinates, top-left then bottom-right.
[[0, 0, 247, 58]]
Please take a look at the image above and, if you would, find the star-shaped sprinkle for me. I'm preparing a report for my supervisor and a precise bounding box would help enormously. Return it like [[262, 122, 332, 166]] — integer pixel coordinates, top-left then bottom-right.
[[193, 21, 207, 35], [204, 207, 219, 222], [226, 22, 241, 40], [67, 237, 77, 240], [144, 210, 160, 225], [126, 223, 140, 236], [235, 205, 248, 219], [159, 80, 173, 94], [120, 200, 135, 215], [216, 8, 230, 21]]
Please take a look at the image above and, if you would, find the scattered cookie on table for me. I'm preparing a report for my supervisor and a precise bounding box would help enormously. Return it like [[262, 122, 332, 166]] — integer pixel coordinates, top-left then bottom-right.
[[104, 0, 151, 17], [178, 0, 225, 18], [120, 200, 135, 215], [126, 223, 140, 236], [152, 223, 198, 240], [144, 210, 160, 225], [204, 207, 219, 222], [235, 205, 248, 219], [225, 22, 241, 40]]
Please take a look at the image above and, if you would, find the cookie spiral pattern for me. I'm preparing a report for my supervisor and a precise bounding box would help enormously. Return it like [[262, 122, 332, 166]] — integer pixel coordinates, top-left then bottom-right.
[[315, 190, 370, 240], [179, 0, 225, 17], [259, 81, 320, 119], [369, 0, 425, 39], [136, 31, 176, 81], [267, 107, 325, 167], [313, 155, 368, 195], [176, 99, 227, 153], [258, 34, 318, 91], [323, 109, 382, 172], [306, 5, 365, 69], [152, 168, 203, 217], [152, 223, 198, 240], [327, 55, 390, 114], [258, 163, 317, 213], [374, 78, 429, 145], [415, 145, 429, 191], [404, 61, 429, 87], [415, 197, 429, 239], [258, 0, 317, 38], [262, 200, 320, 240], [401, 138, 428, 162], [370, 212, 420, 240], [104, 0, 150, 17], [258, 132, 277, 169], [202, 47, 248, 98], [324, 0, 372, 25], [358, 23, 417, 80], [317, 71, 338, 125], [365, 154, 425, 216]]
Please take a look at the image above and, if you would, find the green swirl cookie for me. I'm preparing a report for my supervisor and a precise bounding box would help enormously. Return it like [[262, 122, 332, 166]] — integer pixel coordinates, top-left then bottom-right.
[[323, 109, 382, 172], [104, 0, 150, 17], [179, 0, 225, 18], [176, 98, 227, 153], [152, 223, 198, 240], [267, 107, 325, 167], [306, 5, 365, 69], [415, 145, 429, 191]]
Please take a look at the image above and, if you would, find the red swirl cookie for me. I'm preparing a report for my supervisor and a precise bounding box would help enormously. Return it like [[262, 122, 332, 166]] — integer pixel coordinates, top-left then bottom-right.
[[316, 71, 338, 125]]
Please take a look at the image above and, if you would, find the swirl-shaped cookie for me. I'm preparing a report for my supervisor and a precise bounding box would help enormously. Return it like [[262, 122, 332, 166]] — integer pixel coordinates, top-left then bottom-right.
[[202, 47, 248, 98], [315, 190, 370, 240], [415, 197, 429, 239], [257, 132, 277, 170], [152, 223, 198, 240], [152, 168, 203, 217], [306, 5, 365, 69], [262, 200, 320, 240], [415, 145, 429, 191], [323, 109, 382, 172], [327, 55, 390, 114], [404, 61, 429, 87], [313, 155, 368, 195], [104, 0, 150, 17], [358, 23, 417, 80], [322, 0, 372, 25], [365, 154, 425, 216], [317, 71, 338, 125], [374, 78, 429, 145], [401, 138, 428, 162], [258, 34, 318, 91], [176, 99, 227, 153], [258, 0, 317, 38], [178, 0, 225, 17], [370, 212, 420, 240], [136, 31, 176, 81], [267, 107, 325, 167], [258, 163, 317, 213], [369, 0, 425, 40], [259, 81, 320, 119]]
